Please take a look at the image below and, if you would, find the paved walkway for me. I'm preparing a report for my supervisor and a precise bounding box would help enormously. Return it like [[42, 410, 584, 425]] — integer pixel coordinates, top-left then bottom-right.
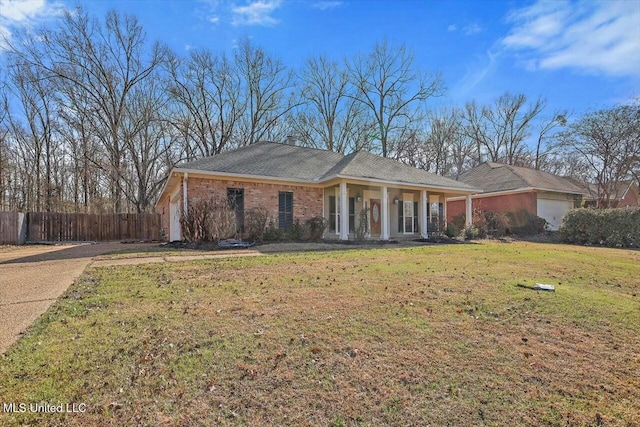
[[90, 251, 263, 267], [0, 242, 156, 354]]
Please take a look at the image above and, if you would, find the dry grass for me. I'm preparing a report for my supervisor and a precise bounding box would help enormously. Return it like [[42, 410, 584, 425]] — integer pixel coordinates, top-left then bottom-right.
[[1, 241, 639, 426]]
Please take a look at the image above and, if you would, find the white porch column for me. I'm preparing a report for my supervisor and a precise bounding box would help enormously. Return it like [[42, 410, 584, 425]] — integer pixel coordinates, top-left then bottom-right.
[[183, 172, 189, 213], [381, 186, 389, 240], [465, 194, 472, 226], [443, 195, 448, 227], [420, 190, 428, 239], [339, 181, 348, 240]]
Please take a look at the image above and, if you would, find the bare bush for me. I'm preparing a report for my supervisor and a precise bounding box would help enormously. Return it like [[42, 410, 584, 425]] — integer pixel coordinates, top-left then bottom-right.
[[245, 206, 270, 240], [355, 208, 369, 241], [305, 216, 328, 241], [180, 196, 236, 242]]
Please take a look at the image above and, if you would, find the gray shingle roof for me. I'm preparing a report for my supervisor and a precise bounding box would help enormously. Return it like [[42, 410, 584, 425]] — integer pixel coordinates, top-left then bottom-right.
[[178, 141, 476, 191], [179, 142, 344, 181], [459, 162, 586, 194], [322, 150, 477, 190]]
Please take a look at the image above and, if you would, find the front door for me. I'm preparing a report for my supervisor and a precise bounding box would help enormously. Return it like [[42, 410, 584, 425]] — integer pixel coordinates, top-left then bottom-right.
[[370, 199, 381, 236]]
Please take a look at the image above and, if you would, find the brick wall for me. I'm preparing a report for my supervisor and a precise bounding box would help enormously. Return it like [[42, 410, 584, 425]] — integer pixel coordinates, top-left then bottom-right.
[[618, 186, 639, 207], [186, 177, 324, 224], [447, 191, 537, 223]]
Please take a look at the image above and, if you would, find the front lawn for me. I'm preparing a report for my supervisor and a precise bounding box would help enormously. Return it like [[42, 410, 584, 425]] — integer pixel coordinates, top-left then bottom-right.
[[1, 242, 638, 426]]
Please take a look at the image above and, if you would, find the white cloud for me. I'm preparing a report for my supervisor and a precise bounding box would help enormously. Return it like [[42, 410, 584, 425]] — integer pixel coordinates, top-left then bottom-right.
[[462, 23, 482, 35], [454, 49, 500, 97], [311, 1, 342, 10], [0, 0, 65, 50], [502, 0, 640, 77], [231, 0, 282, 26], [447, 24, 457, 32], [208, 15, 219, 23]]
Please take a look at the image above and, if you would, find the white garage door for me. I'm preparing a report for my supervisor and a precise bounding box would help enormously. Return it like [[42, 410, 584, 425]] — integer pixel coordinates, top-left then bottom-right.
[[537, 198, 573, 231]]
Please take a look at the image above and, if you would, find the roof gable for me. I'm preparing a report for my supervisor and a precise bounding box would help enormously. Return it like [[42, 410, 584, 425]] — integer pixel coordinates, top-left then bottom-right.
[[323, 150, 476, 190], [460, 162, 586, 195]]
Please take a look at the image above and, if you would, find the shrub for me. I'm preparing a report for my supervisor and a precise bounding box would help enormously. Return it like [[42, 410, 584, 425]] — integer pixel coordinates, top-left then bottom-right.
[[354, 208, 369, 241], [180, 196, 236, 242], [445, 222, 461, 238], [306, 216, 328, 241], [464, 224, 479, 240], [472, 209, 488, 238], [506, 210, 548, 235], [285, 218, 306, 240], [245, 207, 270, 240], [560, 207, 640, 247], [450, 213, 466, 235], [263, 218, 284, 241], [483, 211, 511, 238]]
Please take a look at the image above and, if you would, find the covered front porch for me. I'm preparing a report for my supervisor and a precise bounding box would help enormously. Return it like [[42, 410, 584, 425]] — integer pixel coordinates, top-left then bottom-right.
[[322, 180, 472, 241]]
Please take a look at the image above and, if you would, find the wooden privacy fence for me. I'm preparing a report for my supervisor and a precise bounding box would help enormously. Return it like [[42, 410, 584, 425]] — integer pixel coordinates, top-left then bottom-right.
[[25, 212, 162, 242], [0, 211, 26, 244], [0, 211, 160, 243]]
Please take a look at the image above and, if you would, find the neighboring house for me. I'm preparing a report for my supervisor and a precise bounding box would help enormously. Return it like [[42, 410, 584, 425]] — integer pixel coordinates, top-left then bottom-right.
[[568, 180, 640, 208], [447, 162, 586, 231], [156, 141, 478, 241]]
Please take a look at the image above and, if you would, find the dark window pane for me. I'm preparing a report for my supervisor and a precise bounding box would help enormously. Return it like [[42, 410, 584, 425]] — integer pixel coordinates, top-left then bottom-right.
[[349, 197, 355, 232], [227, 188, 244, 232], [329, 196, 336, 232], [278, 192, 293, 228]]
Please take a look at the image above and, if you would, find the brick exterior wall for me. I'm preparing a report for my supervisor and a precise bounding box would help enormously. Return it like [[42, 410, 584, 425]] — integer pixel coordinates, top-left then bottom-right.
[[618, 186, 639, 207], [186, 177, 324, 224], [446, 199, 466, 223], [447, 191, 538, 223]]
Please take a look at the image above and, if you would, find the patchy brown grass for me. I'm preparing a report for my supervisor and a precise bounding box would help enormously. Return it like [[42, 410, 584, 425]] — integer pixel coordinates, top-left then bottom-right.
[[0, 241, 639, 426]]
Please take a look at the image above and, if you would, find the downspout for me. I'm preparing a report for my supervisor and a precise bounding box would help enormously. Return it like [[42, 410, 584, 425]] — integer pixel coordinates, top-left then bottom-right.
[[183, 172, 188, 214]]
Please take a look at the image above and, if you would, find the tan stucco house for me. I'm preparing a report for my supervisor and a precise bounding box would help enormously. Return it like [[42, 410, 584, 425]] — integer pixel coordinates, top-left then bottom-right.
[[156, 142, 478, 241]]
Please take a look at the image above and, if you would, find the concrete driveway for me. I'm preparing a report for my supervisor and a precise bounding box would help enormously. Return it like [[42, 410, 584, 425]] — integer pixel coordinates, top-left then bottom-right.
[[0, 242, 157, 354]]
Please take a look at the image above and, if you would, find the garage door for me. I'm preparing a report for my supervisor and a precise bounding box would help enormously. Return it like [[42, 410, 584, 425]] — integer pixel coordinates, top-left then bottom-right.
[[537, 198, 573, 231]]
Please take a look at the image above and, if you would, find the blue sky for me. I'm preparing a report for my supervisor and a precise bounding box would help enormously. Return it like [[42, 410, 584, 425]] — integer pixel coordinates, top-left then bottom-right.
[[1, 0, 639, 118]]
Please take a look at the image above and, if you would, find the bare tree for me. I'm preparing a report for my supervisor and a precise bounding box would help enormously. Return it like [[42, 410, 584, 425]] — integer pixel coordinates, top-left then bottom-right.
[[7, 7, 168, 212], [533, 111, 567, 170], [167, 48, 244, 157], [347, 39, 443, 157], [462, 93, 546, 165], [0, 87, 10, 209], [121, 78, 177, 212], [293, 54, 370, 153], [5, 60, 61, 211], [559, 103, 640, 207], [234, 39, 297, 146]]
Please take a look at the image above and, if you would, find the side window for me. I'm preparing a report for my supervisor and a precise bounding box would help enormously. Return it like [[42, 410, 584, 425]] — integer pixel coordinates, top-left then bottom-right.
[[329, 196, 336, 232], [227, 188, 244, 233], [349, 197, 355, 233], [278, 191, 293, 228]]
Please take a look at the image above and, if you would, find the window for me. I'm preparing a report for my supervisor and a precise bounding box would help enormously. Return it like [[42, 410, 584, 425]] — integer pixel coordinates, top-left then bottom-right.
[[329, 195, 355, 233], [329, 196, 336, 232], [349, 197, 355, 233], [398, 196, 417, 234], [429, 201, 444, 232], [278, 191, 293, 228], [227, 188, 244, 233]]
